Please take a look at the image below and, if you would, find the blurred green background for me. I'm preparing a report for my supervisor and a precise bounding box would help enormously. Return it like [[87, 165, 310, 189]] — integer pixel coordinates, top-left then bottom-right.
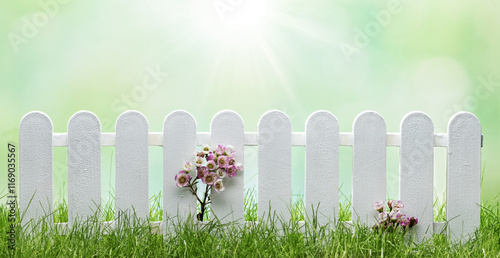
[[1, 0, 499, 205]]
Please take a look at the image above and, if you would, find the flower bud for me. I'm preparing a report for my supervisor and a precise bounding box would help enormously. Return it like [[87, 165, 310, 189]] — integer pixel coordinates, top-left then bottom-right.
[[206, 152, 215, 161], [409, 217, 418, 228]]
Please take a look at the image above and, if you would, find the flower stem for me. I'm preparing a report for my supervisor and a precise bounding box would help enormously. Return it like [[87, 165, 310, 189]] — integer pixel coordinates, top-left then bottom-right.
[[198, 184, 211, 221]]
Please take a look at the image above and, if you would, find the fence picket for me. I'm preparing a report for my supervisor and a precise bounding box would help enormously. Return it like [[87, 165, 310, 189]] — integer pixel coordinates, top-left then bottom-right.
[[352, 111, 386, 225], [447, 112, 481, 241], [258, 111, 292, 220], [305, 111, 339, 226], [115, 111, 149, 220], [163, 111, 197, 231], [20, 112, 53, 227], [210, 110, 245, 223], [400, 112, 434, 241], [67, 111, 101, 224]]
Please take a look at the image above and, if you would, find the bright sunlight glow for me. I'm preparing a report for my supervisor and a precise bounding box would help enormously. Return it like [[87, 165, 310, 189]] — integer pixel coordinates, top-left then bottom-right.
[[194, 0, 271, 39]]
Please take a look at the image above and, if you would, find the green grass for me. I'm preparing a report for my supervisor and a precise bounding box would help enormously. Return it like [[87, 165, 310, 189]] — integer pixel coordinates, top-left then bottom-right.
[[1, 191, 499, 257]]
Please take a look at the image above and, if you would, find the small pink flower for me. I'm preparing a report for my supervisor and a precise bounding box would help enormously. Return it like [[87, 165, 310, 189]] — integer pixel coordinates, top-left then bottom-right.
[[214, 179, 225, 193], [373, 201, 384, 212], [228, 158, 236, 166], [197, 166, 208, 179], [216, 168, 226, 178], [194, 157, 204, 167], [206, 152, 215, 161], [217, 156, 228, 168], [235, 163, 243, 172], [215, 145, 226, 155], [202, 172, 217, 185], [202, 144, 211, 154], [183, 161, 193, 172], [392, 200, 404, 211], [224, 145, 235, 155], [206, 160, 217, 171], [399, 214, 409, 227], [227, 165, 237, 178], [378, 212, 388, 222], [389, 211, 401, 222], [175, 171, 190, 188]]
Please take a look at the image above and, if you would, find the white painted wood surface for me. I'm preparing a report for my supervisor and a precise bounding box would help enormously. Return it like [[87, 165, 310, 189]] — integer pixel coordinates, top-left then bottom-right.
[[67, 111, 101, 224], [258, 111, 292, 221], [115, 111, 149, 220], [210, 110, 245, 223], [305, 111, 339, 226], [400, 112, 434, 241], [447, 112, 481, 242], [163, 111, 197, 232], [20, 112, 53, 227], [352, 111, 386, 225]]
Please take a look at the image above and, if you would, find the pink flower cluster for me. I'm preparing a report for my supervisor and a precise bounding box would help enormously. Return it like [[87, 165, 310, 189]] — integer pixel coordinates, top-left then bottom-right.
[[175, 144, 243, 193], [372, 200, 418, 232]]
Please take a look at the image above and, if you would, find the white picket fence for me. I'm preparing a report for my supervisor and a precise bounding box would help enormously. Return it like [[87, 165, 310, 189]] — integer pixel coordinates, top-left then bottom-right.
[[19, 110, 482, 241]]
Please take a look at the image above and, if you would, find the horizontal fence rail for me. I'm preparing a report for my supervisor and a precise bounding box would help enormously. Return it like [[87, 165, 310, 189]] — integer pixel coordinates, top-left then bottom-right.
[[52, 132, 451, 147], [19, 110, 482, 243]]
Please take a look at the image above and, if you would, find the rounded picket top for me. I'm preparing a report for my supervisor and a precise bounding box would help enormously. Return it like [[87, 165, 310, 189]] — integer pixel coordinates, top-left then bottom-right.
[[116, 110, 149, 130], [20, 111, 53, 130], [211, 110, 244, 130], [447, 111, 481, 134], [306, 110, 338, 131], [19, 111, 54, 227], [163, 110, 197, 131], [401, 111, 433, 129], [352, 110, 386, 131], [68, 110, 101, 128], [258, 110, 291, 132]]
